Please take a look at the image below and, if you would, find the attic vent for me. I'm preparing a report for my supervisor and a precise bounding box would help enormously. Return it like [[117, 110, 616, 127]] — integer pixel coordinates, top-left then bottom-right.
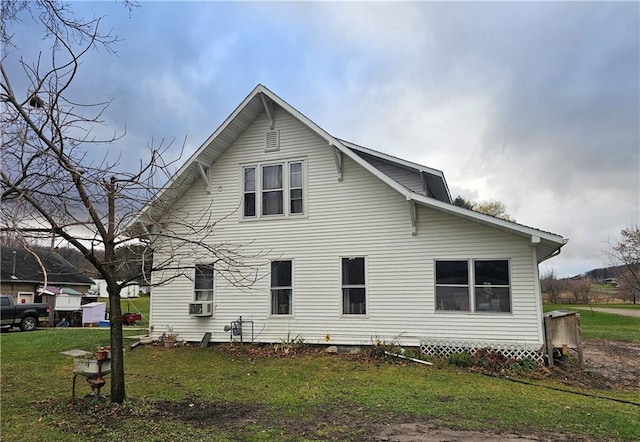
[[265, 130, 280, 152]]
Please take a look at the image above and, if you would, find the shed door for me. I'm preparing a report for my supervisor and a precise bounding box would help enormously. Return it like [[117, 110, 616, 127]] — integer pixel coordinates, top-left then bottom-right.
[[17, 292, 34, 304]]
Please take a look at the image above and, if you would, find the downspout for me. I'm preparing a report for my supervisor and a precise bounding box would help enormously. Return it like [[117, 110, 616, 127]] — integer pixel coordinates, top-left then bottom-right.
[[532, 246, 545, 348]]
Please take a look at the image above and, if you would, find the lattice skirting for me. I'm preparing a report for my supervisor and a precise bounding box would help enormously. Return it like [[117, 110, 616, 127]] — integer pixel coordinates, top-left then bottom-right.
[[420, 340, 546, 365]]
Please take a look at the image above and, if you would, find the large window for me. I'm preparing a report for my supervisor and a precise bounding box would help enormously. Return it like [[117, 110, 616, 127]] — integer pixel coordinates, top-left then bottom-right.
[[271, 260, 292, 315], [474, 260, 511, 313], [435, 259, 511, 313], [242, 161, 305, 218], [435, 260, 470, 311], [194, 264, 214, 301], [342, 257, 366, 315]]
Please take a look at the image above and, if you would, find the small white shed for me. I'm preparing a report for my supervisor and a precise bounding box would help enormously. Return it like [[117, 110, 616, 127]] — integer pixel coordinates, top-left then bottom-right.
[[55, 287, 84, 312], [81, 302, 106, 326]]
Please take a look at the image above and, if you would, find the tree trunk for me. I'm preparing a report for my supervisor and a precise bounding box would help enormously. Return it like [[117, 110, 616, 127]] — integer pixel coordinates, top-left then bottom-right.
[[107, 280, 125, 403]]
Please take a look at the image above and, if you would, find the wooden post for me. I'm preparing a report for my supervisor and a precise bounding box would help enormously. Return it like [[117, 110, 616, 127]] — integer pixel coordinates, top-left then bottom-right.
[[575, 313, 584, 368], [544, 315, 554, 368]]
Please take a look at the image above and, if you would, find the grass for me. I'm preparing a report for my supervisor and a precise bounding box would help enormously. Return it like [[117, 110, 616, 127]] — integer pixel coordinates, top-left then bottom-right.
[[544, 304, 640, 342], [1, 328, 639, 441]]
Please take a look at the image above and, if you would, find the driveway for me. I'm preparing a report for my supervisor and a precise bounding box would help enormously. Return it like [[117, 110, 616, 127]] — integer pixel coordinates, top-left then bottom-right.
[[574, 307, 640, 318]]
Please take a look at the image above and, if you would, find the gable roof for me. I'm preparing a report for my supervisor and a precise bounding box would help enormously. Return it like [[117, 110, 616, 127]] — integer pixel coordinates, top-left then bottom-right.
[[0, 246, 94, 286], [138, 85, 450, 222], [137, 84, 567, 262], [340, 139, 451, 202]]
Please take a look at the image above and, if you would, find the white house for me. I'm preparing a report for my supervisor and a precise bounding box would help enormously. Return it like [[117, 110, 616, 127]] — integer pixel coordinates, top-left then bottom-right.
[[137, 85, 567, 361], [92, 279, 140, 299]]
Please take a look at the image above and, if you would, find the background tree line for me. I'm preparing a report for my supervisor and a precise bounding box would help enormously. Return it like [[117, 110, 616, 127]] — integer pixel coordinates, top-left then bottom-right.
[[0, 234, 152, 283], [541, 224, 639, 305]]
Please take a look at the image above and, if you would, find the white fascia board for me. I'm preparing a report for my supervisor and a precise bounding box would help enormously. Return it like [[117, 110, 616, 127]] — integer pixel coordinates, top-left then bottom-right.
[[409, 193, 567, 246], [133, 86, 267, 227], [258, 86, 415, 199], [137, 84, 438, 225], [258, 85, 343, 147], [130, 164, 195, 230]]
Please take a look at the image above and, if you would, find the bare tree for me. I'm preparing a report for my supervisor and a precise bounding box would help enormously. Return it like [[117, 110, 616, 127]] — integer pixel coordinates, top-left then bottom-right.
[[1, 1, 258, 403], [608, 224, 640, 304], [617, 270, 639, 304], [567, 278, 592, 304], [540, 269, 566, 304]]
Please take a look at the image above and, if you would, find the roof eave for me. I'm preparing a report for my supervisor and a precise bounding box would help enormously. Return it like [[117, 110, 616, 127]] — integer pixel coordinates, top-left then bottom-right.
[[409, 192, 567, 249]]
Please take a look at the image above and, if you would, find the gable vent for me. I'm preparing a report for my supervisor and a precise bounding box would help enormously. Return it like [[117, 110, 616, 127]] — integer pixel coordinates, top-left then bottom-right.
[[265, 130, 280, 152]]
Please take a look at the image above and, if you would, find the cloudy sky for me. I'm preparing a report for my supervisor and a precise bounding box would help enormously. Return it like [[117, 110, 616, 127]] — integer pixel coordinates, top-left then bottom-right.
[[6, 1, 639, 277]]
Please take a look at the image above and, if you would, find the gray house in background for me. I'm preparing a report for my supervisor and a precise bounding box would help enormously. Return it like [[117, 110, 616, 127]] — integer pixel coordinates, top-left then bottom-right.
[[0, 246, 94, 320]]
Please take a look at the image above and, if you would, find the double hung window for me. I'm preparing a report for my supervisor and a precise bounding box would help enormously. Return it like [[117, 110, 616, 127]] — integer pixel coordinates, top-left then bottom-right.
[[435, 261, 470, 311], [474, 260, 511, 312], [342, 257, 366, 315], [243, 168, 256, 217], [243, 161, 304, 218], [262, 165, 283, 215], [271, 260, 292, 315], [289, 162, 303, 214], [194, 264, 214, 301], [435, 259, 511, 313]]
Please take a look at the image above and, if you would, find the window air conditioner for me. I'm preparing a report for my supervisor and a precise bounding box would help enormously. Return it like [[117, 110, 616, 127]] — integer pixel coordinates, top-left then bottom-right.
[[188, 301, 213, 317]]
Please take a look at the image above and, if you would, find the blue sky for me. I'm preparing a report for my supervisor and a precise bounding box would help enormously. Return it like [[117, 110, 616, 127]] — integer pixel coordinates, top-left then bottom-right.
[[6, 1, 639, 277]]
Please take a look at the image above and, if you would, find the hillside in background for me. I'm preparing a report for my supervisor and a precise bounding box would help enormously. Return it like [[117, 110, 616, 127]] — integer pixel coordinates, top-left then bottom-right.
[[574, 264, 628, 281], [0, 240, 151, 283]]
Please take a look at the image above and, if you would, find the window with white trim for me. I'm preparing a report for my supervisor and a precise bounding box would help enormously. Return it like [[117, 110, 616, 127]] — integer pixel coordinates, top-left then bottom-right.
[[342, 257, 366, 315], [243, 167, 256, 217], [435, 260, 470, 311], [262, 164, 283, 215], [242, 160, 305, 218], [474, 260, 511, 313], [271, 260, 292, 315], [435, 259, 511, 313], [289, 162, 303, 214], [194, 264, 214, 301]]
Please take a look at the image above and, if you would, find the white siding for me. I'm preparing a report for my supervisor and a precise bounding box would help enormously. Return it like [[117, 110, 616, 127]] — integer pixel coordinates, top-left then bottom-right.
[[151, 109, 543, 349]]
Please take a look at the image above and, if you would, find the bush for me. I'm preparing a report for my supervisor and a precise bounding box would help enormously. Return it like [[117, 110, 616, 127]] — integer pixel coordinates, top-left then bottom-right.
[[470, 348, 511, 370], [447, 351, 472, 367]]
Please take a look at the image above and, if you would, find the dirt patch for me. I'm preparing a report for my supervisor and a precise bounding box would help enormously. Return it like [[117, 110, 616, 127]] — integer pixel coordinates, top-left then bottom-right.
[[154, 399, 265, 428], [574, 307, 640, 318], [126, 399, 587, 441], [584, 339, 640, 390], [373, 424, 593, 441], [544, 339, 640, 391]]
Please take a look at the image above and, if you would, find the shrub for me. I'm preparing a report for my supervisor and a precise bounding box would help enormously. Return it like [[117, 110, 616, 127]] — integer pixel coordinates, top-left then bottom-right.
[[447, 351, 472, 368]]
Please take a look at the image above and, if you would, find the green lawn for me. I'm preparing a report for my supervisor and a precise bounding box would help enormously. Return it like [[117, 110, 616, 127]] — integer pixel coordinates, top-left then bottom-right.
[[544, 304, 640, 342], [1, 328, 639, 441]]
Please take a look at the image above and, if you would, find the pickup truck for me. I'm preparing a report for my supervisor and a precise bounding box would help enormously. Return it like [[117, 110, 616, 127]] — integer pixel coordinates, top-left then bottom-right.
[[1, 295, 51, 331]]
